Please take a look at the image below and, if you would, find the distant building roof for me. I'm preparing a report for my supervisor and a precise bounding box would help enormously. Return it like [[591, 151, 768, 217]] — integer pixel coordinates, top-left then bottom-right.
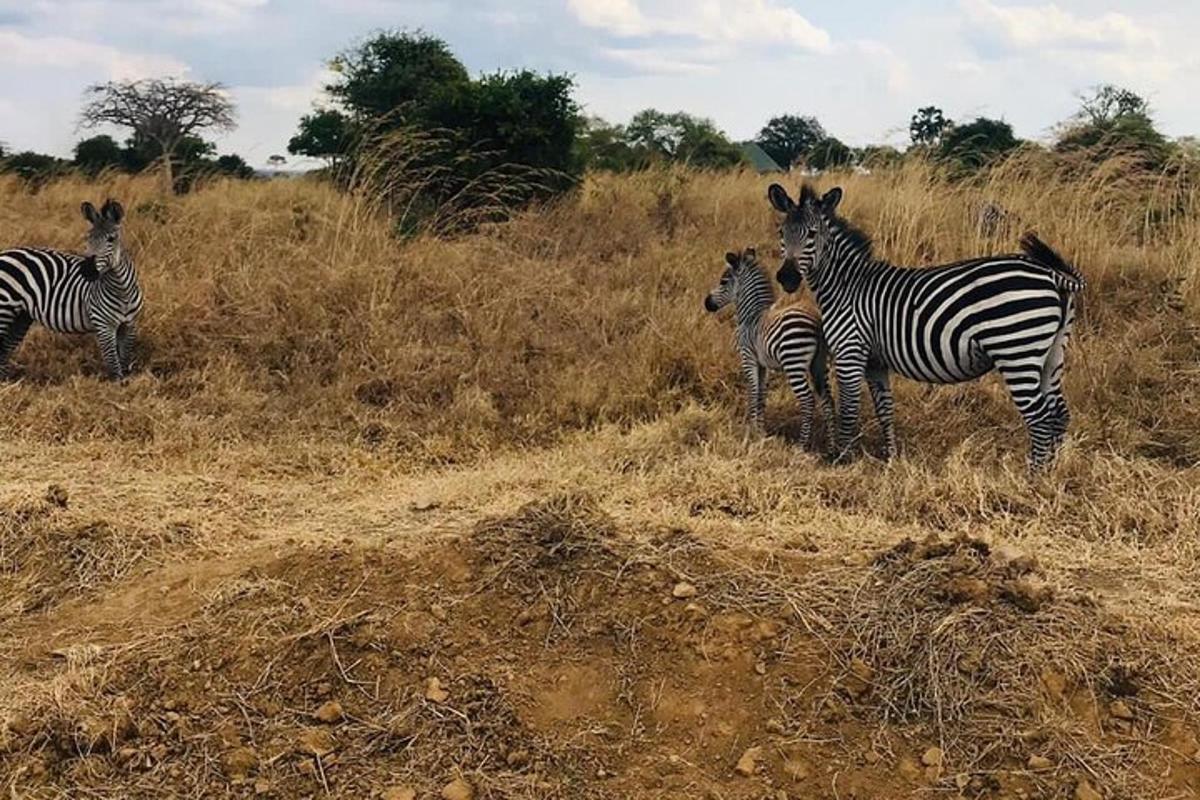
[[739, 142, 785, 173]]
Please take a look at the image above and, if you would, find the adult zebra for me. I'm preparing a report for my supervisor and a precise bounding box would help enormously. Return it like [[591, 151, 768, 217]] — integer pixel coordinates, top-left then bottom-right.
[[0, 199, 142, 380], [768, 184, 1084, 469]]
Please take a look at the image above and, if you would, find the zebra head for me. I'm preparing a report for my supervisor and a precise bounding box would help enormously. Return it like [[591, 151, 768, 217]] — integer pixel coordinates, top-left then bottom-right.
[[767, 183, 842, 294], [81, 199, 125, 275], [704, 248, 756, 313]]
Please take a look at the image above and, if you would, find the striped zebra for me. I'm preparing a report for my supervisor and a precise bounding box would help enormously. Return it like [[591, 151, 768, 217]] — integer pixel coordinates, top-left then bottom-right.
[[705, 247, 834, 447], [768, 184, 1085, 469], [0, 200, 143, 380]]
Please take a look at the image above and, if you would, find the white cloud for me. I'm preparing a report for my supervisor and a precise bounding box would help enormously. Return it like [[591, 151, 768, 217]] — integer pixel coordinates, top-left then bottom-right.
[[0, 29, 188, 79], [568, 0, 831, 51], [599, 47, 720, 75], [962, 0, 1158, 51], [6, 0, 268, 35]]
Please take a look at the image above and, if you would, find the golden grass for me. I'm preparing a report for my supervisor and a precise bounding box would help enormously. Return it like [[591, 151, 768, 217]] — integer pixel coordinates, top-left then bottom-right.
[[1, 155, 1199, 797]]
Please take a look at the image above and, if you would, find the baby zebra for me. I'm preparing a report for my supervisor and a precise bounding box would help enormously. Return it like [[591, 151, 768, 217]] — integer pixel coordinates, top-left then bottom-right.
[[0, 199, 142, 380], [705, 247, 834, 447]]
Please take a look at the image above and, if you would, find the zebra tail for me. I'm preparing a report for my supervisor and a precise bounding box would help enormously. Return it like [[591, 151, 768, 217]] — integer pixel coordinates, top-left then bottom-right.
[[1019, 232, 1085, 294]]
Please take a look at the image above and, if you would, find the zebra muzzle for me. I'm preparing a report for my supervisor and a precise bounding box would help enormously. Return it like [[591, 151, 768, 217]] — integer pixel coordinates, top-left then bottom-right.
[[777, 259, 803, 294]]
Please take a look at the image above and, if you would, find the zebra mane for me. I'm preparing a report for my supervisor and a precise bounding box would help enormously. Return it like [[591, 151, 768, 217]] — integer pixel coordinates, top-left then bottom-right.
[[799, 184, 875, 257]]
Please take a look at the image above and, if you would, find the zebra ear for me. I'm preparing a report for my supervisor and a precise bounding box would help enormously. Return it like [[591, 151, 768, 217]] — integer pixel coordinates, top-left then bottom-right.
[[725, 251, 740, 268], [102, 199, 124, 224], [820, 187, 843, 212], [744, 246, 756, 260], [767, 184, 794, 213], [81, 202, 101, 225]]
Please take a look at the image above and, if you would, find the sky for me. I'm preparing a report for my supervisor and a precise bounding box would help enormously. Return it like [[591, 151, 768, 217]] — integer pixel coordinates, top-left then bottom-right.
[[1, 0, 1197, 168]]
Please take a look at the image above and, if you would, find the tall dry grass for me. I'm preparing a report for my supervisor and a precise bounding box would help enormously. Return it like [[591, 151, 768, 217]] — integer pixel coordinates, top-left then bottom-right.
[[0, 153, 1197, 471]]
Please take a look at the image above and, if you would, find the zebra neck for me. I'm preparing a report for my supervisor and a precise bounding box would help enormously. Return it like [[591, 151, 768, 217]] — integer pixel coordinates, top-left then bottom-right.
[[810, 236, 881, 301], [100, 254, 137, 289], [734, 271, 774, 332]]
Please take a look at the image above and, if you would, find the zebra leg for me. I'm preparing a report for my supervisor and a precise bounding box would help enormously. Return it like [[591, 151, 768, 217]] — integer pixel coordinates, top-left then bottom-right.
[[117, 321, 137, 374], [782, 366, 816, 448], [995, 358, 1057, 470], [95, 326, 124, 380], [742, 356, 766, 433], [867, 366, 898, 460], [832, 348, 869, 462], [811, 348, 837, 452], [0, 310, 33, 379]]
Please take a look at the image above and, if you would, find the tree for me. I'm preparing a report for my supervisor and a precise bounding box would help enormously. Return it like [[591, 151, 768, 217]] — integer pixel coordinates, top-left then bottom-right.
[[80, 78, 236, 190], [910, 106, 949, 148], [939, 117, 1020, 172], [327, 30, 469, 121], [267, 154, 287, 168], [807, 137, 853, 171], [215, 154, 255, 179], [1, 151, 70, 185], [73, 134, 125, 175], [755, 115, 826, 169], [625, 110, 744, 169], [288, 109, 353, 165], [1056, 85, 1170, 170], [855, 144, 903, 169], [577, 116, 640, 172]]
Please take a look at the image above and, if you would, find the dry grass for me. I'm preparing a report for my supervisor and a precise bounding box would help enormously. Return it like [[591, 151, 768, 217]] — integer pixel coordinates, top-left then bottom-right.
[[1, 154, 1199, 797]]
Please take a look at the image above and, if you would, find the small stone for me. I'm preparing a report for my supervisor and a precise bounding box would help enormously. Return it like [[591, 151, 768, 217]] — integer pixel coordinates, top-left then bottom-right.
[[672, 582, 698, 599], [383, 788, 416, 800], [1109, 700, 1134, 720], [441, 777, 474, 800], [864, 750, 881, 765], [506, 750, 530, 768], [425, 677, 450, 703], [223, 746, 259, 780], [411, 497, 441, 513], [313, 701, 344, 724], [1027, 754, 1053, 770], [735, 746, 762, 776], [1075, 778, 1103, 800], [430, 604, 448, 622], [921, 746, 944, 767], [254, 779, 272, 795], [296, 728, 336, 758]]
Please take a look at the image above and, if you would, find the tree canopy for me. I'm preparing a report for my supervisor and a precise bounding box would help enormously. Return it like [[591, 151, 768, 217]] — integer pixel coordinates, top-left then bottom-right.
[[755, 115, 826, 169], [910, 106, 949, 148]]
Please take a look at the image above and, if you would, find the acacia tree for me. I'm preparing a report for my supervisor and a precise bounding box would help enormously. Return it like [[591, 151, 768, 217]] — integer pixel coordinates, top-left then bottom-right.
[[80, 78, 236, 189]]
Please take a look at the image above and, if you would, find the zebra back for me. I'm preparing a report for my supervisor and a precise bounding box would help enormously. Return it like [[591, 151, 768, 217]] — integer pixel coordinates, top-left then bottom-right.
[[1019, 233, 1086, 294]]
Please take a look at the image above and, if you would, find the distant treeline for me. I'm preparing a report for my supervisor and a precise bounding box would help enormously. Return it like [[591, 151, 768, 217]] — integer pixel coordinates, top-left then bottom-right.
[[4, 30, 1196, 214]]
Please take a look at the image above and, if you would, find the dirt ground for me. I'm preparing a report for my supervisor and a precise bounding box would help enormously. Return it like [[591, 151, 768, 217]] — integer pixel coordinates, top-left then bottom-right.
[[3, 420, 1199, 800]]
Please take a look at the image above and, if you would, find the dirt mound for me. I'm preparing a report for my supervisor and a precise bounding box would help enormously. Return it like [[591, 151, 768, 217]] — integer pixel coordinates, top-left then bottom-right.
[[0, 486, 198, 622], [2, 506, 1199, 798]]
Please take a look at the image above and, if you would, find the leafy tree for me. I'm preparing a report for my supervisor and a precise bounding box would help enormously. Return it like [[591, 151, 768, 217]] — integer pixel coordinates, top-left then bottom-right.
[[855, 144, 903, 169], [73, 134, 125, 175], [625, 110, 744, 169], [910, 106, 949, 147], [939, 117, 1020, 171], [215, 154, 255, 179], [576, 116, 640, 172], [807, 137, 853, 171], [80, 78, 236, 190], [327, 30, 469, 121], [288, 109, 353, 165], [267, 154, 287, 168], [1056, 85, 1170, 170], [755, 115, 825, 169], [2, 151, 71, 185]]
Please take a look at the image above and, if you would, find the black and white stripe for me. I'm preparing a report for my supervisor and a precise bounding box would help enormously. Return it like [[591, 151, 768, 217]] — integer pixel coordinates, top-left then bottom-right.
[[769, 184, 1084, 469], [0, 200, 143, 379], [705, 247, 834, 448]]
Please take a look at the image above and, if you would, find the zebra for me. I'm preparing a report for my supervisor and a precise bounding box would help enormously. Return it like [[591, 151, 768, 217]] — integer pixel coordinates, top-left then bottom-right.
[[704, 246, 834, 448], [768, 184, 1085, 469], [0, 199, 143, 380]]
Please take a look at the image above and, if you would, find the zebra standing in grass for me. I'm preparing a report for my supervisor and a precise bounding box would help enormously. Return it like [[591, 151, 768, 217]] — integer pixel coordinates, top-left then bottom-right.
[[705, 247, 834, 448], [768, 184, 1085, 469], [0, 200, 142, 380]]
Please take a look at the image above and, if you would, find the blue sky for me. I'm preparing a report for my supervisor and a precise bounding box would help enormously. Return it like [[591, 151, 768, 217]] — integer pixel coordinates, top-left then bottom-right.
[[1, 0, 1197, 167]]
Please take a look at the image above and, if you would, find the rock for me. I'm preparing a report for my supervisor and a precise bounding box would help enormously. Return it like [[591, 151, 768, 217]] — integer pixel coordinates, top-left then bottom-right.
[[430, 604, 448, 622], [441, 777, 474, 800], [223, 746, 258, 780], [313, 701, 344, 724], [735, 746, 762, 776], [672, 582, 698, 599], [1109, 700, 1134, 720], [921, 746, 944, 767], [384, 788, 416, 800], [425, 677, 450, 703], [253, 779, 272, 795], [411, 497, 441, 513], [1027, 754, 1053, 770], [296, 728, 337, 758], [784, 758, 811, 780], [1075, 778, 1103, 800]]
